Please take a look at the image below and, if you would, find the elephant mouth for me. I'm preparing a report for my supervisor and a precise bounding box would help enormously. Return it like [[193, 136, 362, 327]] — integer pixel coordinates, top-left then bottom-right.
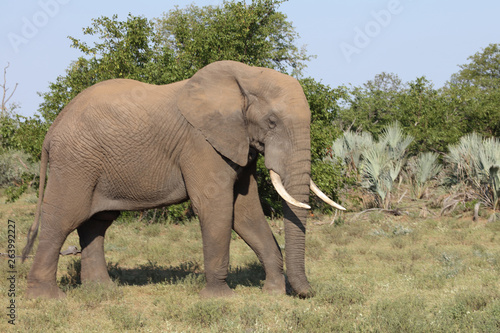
[[250, 139, 265, 154], [269, 170, 346, 211]]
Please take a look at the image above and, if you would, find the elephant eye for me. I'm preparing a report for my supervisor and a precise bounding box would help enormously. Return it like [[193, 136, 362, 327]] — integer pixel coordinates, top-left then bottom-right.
[[268, 118, 277, 129]]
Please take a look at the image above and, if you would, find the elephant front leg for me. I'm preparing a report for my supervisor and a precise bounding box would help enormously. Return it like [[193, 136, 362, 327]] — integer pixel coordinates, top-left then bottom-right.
[[198, 203, 234, 298], [182, 142, 239, 297], [77, 213, 116, 284]]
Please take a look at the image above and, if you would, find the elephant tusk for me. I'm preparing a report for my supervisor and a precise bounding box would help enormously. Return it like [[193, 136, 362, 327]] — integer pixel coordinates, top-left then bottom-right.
[[269, 170, 311, 210], [310, 180, 346, 211]]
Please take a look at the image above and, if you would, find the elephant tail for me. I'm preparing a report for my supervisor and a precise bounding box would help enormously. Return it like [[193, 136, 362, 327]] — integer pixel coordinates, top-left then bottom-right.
[[21, 146, 48, 262]]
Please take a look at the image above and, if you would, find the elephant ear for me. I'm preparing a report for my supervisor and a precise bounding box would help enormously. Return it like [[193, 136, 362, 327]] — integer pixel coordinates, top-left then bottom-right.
[[178, 63, 249, 167]]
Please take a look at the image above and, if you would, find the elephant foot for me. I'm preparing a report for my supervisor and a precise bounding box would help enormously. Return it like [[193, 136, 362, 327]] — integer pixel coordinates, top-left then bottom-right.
[[26, 282, 66, 299], [200, 283, 234, 298], [82, 277, 114, 286], [81, 270, 113, 285], [291, 284, 314, 298], [263, 275, 286, 295]]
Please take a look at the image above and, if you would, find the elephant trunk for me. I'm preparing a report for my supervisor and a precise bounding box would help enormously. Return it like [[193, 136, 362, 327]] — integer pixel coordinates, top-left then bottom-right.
[[281, 146, 313, 297]]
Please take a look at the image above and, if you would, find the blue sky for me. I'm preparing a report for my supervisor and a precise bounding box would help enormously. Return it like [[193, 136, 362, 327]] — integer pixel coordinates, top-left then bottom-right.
[[1, 0, 499, 117]]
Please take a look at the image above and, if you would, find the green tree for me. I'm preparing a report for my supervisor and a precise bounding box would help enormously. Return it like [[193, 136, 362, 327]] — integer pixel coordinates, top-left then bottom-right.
[[396, 77, 464, 154], [39, 14, 159, 124], [1, 62, 20, 151], [338, 72, 404, 139], [0, 63, 43, 201], [339, 74, 465, 155], [156, 0, 310, 78], [39, 1, 311, 128], [448, 43, 500, 137], [16, 1, 345, 215], [451, 43, 500, 89]]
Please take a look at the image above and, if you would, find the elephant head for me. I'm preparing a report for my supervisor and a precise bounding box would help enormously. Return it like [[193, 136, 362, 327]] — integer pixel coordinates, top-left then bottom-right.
[[178, 61, 344, 296]]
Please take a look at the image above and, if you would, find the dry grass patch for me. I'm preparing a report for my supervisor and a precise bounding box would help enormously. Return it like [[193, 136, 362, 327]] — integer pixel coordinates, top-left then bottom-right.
[[1, 192, 500, 331]]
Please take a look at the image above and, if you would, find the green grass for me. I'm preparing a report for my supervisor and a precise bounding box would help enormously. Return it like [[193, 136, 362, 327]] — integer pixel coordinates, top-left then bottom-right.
[[1, 191, 500, 332]]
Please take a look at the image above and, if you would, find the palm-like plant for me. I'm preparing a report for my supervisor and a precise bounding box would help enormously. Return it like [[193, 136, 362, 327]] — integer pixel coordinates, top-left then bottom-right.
[[379, 122, 414, 160], [361, 123, 413, 208], [329, 130, 373, 173], [361, 142, 394, 208], [445, 133, 483, 188], [479, 137, 500, 210], [491, 165, 500, 211], [407, 152, 442, 199], [330, 122, 413, 209], [445, 133, 500, 210]]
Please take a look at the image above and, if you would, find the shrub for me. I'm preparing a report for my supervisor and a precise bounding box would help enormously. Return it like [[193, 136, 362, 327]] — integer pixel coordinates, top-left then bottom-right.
[[406, 152, 442, 199], [0, 149, 39, 186], [117, 202, 195, 225], [329, 130, 373, 174], [0, 149, 40, 202], [445, 133, 500, 210], [330, 122, 413, 208]]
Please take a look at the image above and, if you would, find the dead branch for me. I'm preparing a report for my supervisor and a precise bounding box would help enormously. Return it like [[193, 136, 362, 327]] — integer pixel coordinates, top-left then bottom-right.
[[397, 189, 407, 204], [1, 62, 18, 116], [440, 192, 476, 216], [16, 155, 29, 171]]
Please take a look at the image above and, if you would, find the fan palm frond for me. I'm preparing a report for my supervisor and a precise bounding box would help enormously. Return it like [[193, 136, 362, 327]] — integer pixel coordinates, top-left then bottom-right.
[[445, 133, 500, 209], [408, 152, 442, 199], [379, 121, 414, 160]]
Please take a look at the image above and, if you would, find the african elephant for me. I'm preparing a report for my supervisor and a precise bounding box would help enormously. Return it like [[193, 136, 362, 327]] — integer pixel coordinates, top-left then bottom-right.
[[22, 60, 344, 299]]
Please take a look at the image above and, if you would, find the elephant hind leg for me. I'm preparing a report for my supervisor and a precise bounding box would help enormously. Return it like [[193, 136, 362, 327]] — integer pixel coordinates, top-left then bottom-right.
[[77, 211, 119, 284], [26, 177, 95, 299], [26, 209, 84, 299]]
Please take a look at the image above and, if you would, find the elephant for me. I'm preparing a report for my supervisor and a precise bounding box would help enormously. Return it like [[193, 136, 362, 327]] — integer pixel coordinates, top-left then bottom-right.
[[22, 60, 345, 299]]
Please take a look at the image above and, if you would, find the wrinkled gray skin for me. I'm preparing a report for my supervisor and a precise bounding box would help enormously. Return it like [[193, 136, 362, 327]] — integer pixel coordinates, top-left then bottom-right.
[[23, 61, 313, 298]]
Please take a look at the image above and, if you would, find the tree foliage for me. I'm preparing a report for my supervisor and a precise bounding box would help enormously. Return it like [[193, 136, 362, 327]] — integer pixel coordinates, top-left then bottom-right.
[[339, 74, 465, 154], [447, 43, 500, 137], [337, 72, 404, 139], [39, 15, 158, 124], [157, 0, 311, 77], [451, 43, 500, 89], [39, 1, 311, 127], [3, 1, 347, 214], [300, 79, 346, 211], [3, 1, 499, 217], [339, 44, 500, 154], [396, 77, 464, 154]]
